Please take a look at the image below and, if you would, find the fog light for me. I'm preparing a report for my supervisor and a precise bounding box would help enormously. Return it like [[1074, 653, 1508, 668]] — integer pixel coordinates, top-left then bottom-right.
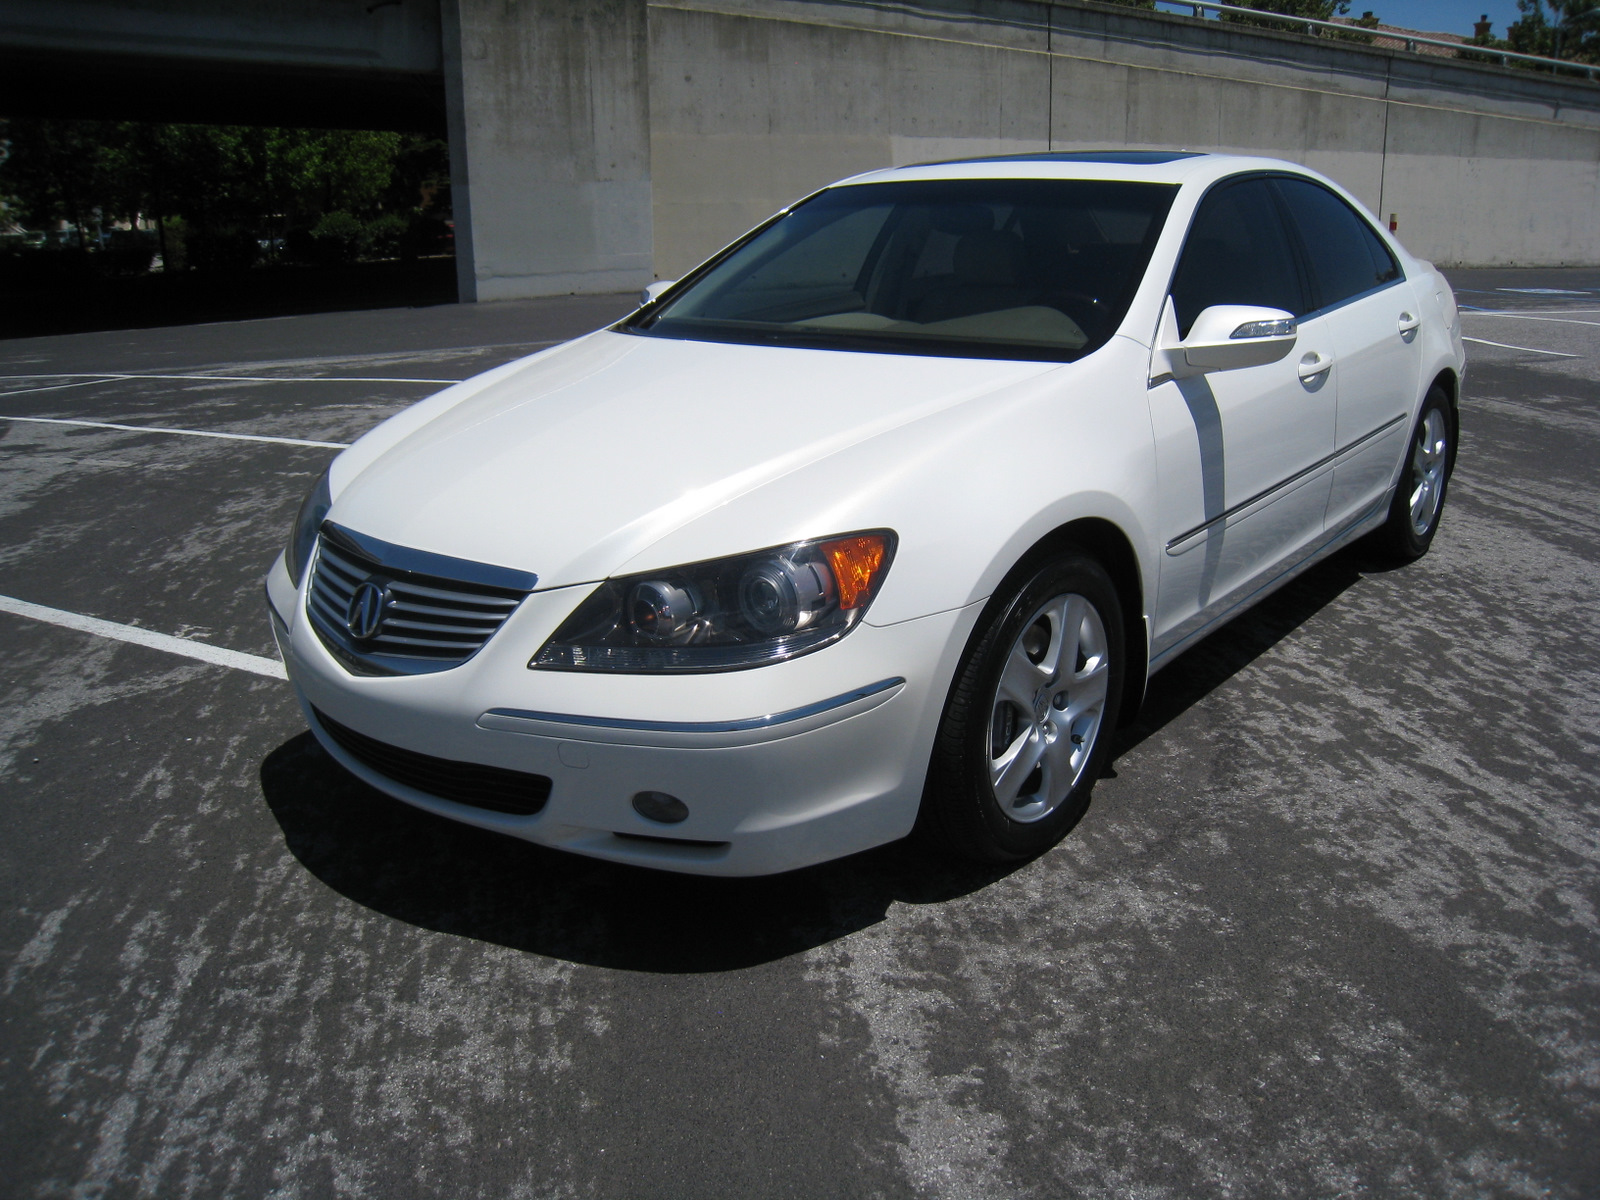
[[632, 790, 689, 824]]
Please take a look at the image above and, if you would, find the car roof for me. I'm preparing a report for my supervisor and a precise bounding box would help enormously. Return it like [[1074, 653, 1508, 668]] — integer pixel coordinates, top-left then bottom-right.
[[832, 151, 1307, 189], [927, 149, 1203, 167]]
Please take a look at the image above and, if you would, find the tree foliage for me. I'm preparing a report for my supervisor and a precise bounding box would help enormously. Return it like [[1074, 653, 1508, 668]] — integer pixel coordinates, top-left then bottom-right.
[[1234, 0, 1351, 18], [0, 120, 450, 270], [1091, 0, 1350, 15], [1504, 0, 1600, 61], [1219, 0, 1353, 30]]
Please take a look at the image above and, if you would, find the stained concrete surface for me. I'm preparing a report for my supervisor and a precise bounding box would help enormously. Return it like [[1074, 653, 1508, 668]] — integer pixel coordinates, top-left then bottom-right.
[[1, 272, 1597, 1198]]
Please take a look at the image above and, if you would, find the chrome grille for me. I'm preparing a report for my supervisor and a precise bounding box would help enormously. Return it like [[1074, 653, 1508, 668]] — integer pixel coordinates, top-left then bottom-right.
[[306, 523, 534, 676]]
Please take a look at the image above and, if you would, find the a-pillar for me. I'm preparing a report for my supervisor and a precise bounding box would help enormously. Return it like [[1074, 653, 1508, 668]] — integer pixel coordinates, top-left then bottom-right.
[[442, 0, 652, 302]]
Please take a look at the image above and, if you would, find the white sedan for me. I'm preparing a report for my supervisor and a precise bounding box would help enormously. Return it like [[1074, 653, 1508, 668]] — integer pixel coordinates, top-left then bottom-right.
[[265, 151, 1464, 876]]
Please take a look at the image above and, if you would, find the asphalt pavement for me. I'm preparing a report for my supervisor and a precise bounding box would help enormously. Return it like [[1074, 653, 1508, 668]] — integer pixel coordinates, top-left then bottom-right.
[[1, 270, 1597, 1198]]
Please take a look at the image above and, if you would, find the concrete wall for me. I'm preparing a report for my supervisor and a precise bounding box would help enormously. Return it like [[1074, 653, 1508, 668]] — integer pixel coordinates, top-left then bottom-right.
[[1379, 84, 1600, 267], [443, 0, 653, 302], [645, 0, 1600, 276], [1041, 2, 1600, 269], [7, 0, 1594, 293], [648, 0, 1052, 277]]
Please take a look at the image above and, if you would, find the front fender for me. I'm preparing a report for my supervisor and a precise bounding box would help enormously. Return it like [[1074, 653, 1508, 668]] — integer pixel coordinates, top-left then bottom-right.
[[609, 339, 1161, 630]]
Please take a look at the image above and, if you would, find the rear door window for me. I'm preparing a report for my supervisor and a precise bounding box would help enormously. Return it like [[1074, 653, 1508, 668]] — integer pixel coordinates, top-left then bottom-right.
[[1273, 177, 1401, 311], [1170, 178, 1306, 338]]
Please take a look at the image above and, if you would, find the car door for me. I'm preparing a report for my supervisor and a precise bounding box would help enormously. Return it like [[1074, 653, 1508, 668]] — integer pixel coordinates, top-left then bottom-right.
[[1273, 176, 1422, 534], [1147, 176, 1339, 660]]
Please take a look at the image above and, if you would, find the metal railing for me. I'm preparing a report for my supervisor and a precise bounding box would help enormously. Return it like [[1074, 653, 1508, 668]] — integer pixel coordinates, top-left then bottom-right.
[[1151, 0, 1600, 82]]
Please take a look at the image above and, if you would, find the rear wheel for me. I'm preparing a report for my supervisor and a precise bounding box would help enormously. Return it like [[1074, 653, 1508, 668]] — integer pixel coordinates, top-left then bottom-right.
[[1373, 384, 1456, 561], [920, 553, 1124, 863]]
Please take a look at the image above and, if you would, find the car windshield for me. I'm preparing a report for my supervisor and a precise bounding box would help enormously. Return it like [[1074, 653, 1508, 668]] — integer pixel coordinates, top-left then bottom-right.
[[625, 178, 1178, 362]]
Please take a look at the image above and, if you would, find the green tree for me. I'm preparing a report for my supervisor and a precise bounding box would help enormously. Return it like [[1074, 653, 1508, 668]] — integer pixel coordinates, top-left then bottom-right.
[[0, 120, 418, 271], [1220, 0, 1354, 31], [1505, 0, 1600, 62], [1463, 0, 1598, 68], [1081, 1, 1357, 25], [0, 118, 119, 247]]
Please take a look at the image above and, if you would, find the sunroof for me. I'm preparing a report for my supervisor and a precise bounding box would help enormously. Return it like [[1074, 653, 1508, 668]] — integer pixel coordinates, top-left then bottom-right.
[[920, 149, 1204, 167]]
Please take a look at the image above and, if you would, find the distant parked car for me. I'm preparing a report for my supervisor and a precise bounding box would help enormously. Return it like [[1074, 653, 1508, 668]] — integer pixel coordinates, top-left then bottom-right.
[[267, 151, 1464, 876]]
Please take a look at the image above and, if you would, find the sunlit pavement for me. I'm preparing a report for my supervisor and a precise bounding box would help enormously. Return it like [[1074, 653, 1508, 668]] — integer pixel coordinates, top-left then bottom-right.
[[2, 271, 1597, 1197]]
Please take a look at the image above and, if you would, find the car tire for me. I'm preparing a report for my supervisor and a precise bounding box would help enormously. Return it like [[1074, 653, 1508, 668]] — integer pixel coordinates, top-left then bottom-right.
[[1372, 384, 1457, 562], [920, 552, 1125, 864]]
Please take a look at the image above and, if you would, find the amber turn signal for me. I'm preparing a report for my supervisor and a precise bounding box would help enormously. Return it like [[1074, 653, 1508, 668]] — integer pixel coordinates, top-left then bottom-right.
[[820, 534, 890, 610]]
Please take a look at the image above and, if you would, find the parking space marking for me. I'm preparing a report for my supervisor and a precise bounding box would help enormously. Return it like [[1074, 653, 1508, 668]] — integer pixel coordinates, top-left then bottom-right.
[[1461, 311, 1600, 327], [0, 594, 286, 680], [1461, 336, 1581, 357], [1455, 287, 1600, 297], [1495, 287, 1596, 295], [0, 380, 122, 400], [0, 415, 349, 448], [0, 372, 462, 385], [0, 338, 565, 379], [217, 337, 564, 362]]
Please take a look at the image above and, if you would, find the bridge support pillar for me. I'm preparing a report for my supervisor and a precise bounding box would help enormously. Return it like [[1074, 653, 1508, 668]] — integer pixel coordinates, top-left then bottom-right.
[[442, 0, 652, 302]]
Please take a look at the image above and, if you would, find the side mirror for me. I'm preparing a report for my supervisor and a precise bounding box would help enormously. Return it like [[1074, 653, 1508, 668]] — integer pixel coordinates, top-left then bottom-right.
[[640, 279, 677, 307], [1152, 299, 1297, 381]]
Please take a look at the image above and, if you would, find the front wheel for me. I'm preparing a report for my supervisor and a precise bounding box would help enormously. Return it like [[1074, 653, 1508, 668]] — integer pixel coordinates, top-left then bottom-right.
[[920, 553, 1125, 863], [1373, 384, 1457, 561]]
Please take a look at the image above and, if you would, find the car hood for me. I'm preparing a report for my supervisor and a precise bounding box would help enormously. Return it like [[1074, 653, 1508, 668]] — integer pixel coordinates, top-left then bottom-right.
[[330, 330, 1061, 588]]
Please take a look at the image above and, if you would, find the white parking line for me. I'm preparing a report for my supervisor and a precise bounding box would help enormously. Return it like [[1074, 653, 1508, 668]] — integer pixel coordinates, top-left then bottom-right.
[[0, 372, 462, 385], [1461, 336, 1581, 358], [0, 594, 286, 680], [166, 337, 563, 367], [0, 414, 349, 448], [0, 337, 563, 381], [1461, 312, 1600, 328], [0, 380, 120, 400]]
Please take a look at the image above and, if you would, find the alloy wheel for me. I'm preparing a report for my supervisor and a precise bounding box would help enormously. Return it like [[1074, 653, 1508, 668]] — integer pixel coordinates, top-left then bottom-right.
[[986, 592, 1110, 823], [1409, 407, 1450, 536]]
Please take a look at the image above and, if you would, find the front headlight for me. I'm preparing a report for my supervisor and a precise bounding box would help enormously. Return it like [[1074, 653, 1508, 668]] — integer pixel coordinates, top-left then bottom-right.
[[285, 468, 332, 587], [532, 531, 896, 673]]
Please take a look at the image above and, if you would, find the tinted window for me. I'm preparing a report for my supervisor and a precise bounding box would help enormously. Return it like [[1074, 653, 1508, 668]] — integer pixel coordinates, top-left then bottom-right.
[[1274, 177, 1401, 309], [1170, 179, 1305, 338], [730, 203, 891, 296], [629, 179, 1178, 362]]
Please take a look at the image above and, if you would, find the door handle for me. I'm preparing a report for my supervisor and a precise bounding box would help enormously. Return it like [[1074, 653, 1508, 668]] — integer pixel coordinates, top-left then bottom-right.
[[1398, 311, 1421, 335], [1298, 351, 1333, 380]]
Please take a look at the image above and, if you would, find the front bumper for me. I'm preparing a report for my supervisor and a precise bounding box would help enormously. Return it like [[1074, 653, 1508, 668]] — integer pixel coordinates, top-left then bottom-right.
[[266, 550, 976, 876]]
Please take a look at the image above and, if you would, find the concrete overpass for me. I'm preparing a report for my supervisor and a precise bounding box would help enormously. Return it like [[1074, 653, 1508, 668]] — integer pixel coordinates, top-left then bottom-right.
[[0, 1, 445, 132], [3, 0, 1598, 303]]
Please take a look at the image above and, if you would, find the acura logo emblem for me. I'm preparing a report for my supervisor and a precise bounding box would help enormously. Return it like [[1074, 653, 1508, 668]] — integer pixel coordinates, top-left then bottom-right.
[[346, 581, 387, 641]]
